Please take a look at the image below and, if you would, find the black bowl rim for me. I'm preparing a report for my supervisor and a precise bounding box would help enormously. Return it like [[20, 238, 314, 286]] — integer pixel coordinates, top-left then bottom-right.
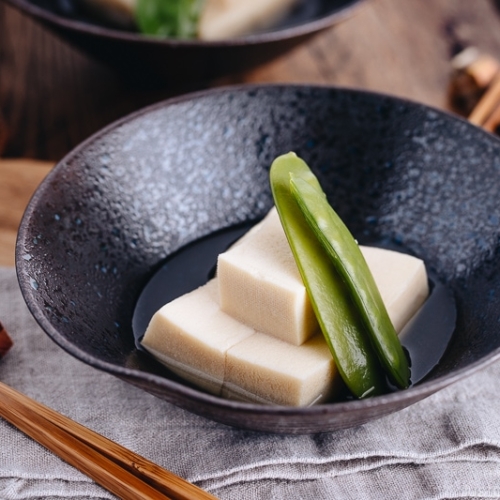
[[3, 0, 365, 47], [16, 83, 500, 419]]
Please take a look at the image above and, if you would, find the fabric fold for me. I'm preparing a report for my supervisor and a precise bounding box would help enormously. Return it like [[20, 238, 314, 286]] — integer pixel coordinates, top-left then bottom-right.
[[1, 267, 500, 499]]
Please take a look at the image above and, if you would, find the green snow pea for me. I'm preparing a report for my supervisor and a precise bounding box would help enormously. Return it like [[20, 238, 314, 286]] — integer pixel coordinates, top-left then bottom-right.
[[270, 152, 386, 398], [289, 173, 410, 389]]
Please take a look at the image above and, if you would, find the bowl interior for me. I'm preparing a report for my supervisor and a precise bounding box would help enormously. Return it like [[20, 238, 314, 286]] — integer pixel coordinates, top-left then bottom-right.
[[16, 85, 500, 433]]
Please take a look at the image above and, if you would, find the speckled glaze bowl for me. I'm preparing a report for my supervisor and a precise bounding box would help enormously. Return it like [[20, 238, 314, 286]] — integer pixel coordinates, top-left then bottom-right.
[[16, 85, 500, 434], [2, 0, 364, 84]]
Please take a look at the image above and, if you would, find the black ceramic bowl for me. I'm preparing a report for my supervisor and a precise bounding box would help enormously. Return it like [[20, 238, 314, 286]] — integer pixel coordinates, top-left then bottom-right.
[[2, 0, 364, 84], [16, 85, 500, 434]]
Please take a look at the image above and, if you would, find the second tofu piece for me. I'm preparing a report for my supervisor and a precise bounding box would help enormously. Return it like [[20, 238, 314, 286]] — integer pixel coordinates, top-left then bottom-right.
[[361, 246, 429, 333], [199, 0, 299, 40], [223, 332, 337, 406]]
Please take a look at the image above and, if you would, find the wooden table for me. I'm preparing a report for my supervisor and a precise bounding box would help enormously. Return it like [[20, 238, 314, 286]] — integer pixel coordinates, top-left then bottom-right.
[[2, 0, 500, 266]]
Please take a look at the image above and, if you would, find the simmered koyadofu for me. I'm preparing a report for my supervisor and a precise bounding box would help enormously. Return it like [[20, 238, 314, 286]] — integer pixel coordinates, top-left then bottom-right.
[[81, 0, 300, 39], [141, 154, 429, 406]]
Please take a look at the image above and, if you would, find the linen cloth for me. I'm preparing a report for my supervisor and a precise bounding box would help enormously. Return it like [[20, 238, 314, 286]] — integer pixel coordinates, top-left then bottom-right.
[[1, 266, 500, 500]]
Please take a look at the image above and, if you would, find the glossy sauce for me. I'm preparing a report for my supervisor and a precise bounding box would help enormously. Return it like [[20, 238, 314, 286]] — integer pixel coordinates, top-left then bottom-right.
[[133, 223, 456, 392]]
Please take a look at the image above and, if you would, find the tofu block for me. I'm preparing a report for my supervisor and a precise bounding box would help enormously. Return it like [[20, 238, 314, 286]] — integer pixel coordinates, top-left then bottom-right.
[[218, 209, 317, 346], [361, 246, 429, 333], [218, 208, 429, 345], [199, 0, 299, 40], [223, 333, 337, 406], [141, 280, 253, 394], [142, 278, 338, 406]]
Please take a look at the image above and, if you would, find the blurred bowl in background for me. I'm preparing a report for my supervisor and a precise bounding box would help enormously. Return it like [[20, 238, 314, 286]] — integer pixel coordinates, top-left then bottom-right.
[[2, 0, 365, 85]]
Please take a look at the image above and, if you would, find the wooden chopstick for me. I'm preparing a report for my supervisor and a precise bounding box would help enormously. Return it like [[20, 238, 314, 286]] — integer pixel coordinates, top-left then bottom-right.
[[478, 94, 500, 133], [0, 385, 171, 500], [468, 73, 500, 127], [0, 381, 218, 500]]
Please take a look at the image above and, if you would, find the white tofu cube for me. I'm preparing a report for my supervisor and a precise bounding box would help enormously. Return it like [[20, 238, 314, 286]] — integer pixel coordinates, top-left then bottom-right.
[[199, 0, 299, 40], [223, 332, 337, 406], [141, 280, 253, 395], [218, 209, 318, 346], [361, 246, 429, 333]]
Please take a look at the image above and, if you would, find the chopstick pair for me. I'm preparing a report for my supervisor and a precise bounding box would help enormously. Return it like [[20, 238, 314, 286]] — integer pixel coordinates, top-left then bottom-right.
[[0, 381, 219, 500], [0, 324, 217, 500]]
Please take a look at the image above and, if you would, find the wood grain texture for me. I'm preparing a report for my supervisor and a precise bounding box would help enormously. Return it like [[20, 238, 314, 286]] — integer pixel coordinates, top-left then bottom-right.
[[0, 159, 53, 266], [236, 0, 500, 106]]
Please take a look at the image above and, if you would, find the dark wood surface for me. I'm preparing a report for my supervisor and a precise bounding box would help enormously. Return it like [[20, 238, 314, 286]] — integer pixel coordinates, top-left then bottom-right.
[[0, 159, 52, 266], [4, 0, 500, 161], [2, 0, 500, 265]]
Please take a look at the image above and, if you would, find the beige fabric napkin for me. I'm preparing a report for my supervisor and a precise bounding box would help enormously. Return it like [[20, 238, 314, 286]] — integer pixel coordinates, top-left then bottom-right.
[[1, 266, 500, 499]]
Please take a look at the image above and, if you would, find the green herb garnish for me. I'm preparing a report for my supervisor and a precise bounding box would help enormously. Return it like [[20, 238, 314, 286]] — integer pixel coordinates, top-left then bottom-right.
[[136, 0, 205, 38]]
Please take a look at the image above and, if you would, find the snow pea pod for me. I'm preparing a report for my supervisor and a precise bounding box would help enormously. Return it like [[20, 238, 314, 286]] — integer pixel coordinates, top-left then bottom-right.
[[270, 152, 386, 398], [289, 173, 410, 389]]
